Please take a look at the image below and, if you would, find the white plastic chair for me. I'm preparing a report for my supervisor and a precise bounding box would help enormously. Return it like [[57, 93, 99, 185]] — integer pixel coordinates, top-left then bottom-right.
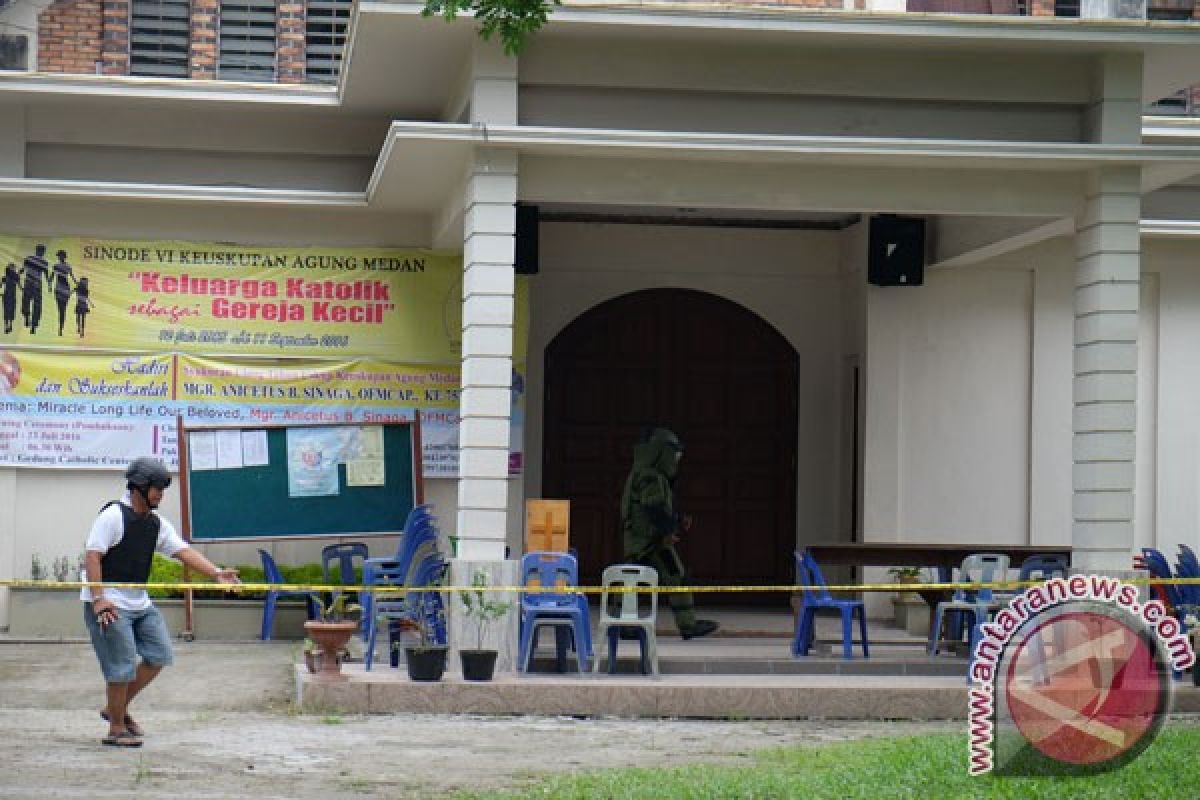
[[928, 553, 1010, 657], [594, 564, 659, 675]]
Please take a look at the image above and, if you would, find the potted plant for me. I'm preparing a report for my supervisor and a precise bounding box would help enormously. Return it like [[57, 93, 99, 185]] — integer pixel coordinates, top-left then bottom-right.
[[888, 566, 923, 586], [398, 578, 449, 682], [458, 569, 512, 681], [888, 566, 927, 634], [303, 594, 361, 682]]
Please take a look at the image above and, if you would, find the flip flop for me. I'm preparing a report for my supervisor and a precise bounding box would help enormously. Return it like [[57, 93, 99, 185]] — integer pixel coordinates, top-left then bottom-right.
[[101, 731, 143, 748], [100, 710, 144, 738]]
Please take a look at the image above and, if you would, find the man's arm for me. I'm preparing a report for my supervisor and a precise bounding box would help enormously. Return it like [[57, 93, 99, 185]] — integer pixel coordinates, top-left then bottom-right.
[[85, 550, 119, 626], [174, 548, 239, 584]]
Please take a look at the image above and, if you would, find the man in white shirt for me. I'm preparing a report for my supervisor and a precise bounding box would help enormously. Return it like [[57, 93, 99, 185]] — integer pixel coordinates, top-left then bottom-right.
[[82, 457, 238, 747]]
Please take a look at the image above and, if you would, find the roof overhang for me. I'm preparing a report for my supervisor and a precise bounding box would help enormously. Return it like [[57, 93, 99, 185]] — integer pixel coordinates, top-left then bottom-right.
[[367, 121, 1200, 210]]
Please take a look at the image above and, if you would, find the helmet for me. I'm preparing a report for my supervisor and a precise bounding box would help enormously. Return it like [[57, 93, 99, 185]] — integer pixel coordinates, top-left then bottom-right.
[[125, 457, 172, 490]]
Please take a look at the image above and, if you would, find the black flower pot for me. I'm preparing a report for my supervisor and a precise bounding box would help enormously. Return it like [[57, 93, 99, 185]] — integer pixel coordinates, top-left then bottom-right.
[[404, 646, 448, 682], [459, 649, 498, 681]]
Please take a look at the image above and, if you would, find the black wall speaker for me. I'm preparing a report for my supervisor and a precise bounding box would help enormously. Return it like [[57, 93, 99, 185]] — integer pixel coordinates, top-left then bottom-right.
[[515, 203, 539, 275], [868, 215, 925, 287]]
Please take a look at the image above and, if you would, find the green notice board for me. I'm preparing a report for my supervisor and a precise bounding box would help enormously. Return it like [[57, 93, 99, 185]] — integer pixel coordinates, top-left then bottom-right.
[[182, 422, 420, 542]]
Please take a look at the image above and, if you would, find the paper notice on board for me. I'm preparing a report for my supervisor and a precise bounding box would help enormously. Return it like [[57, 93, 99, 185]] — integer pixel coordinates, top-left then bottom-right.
[[189, 431, 217, 470], [346, 458, 385, 487], [215, 429, 243, 469], [350, 426, 384, 460], [286, 427, 341, 497], [241, 430, 269, 467]]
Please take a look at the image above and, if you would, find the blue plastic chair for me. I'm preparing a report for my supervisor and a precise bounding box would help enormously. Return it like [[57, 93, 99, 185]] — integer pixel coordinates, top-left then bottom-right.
[[792, 550, 869, 660], [322, 542, 369, 631], [361, 508, 438, 636], [991, 554, 1068, 604], [257, 549, 320, 641], [928, 553, 1009, 657], [1178, 544, 1199, 574], [1143, 548, 1188, 623], [984, 554, 1067, 683], [365, 552, 448, 671], [518, 552, 591, 673], [322, 542, 369, 586], [1176, 545, 1200, 608]]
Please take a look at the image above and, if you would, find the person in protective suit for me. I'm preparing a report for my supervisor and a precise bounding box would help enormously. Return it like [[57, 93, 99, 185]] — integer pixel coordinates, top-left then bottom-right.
[[620, 427, 718, 640]]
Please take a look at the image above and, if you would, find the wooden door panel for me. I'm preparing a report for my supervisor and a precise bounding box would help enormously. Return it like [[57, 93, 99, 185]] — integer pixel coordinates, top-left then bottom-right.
[[545, 289, 797, 604]]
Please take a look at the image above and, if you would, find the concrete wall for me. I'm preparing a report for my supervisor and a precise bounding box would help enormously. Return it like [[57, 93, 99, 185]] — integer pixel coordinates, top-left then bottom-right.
[[519, 40, 1093, 143], [858, 233, 1179, 613]]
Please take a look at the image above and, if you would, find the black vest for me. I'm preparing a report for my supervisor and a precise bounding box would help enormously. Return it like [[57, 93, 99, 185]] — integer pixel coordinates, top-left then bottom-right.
[[99, 502, 160, 584]]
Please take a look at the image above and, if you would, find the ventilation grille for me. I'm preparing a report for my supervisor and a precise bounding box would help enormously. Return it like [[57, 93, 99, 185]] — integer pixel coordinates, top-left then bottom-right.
[[130, 0, 190, 77], [219, 0, 277, 82], [306, 0, 352, 85]]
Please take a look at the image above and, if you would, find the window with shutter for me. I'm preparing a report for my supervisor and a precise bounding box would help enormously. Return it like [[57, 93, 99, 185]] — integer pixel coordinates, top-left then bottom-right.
[[219, 0, 277, 82], [130, 0, 190, 78], [306, 0, 352, 84]]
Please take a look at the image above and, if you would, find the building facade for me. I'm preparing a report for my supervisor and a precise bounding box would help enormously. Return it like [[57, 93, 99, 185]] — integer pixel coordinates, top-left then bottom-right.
[[2, 1, 1200, 626]]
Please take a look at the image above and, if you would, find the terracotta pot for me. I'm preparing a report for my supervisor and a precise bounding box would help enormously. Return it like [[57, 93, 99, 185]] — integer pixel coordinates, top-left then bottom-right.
[[303, 620, 358, 682]]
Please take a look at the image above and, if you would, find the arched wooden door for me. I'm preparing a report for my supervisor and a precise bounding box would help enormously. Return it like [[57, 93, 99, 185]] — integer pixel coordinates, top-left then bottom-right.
[[543, 289, 798, 604]]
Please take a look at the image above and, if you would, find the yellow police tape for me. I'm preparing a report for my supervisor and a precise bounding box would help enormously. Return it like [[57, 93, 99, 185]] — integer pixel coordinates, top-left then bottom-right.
[[2, 577, 1200, 595]]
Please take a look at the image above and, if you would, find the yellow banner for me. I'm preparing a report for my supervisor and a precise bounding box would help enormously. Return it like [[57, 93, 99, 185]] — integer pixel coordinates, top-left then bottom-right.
[[0, 235, 528, 361]]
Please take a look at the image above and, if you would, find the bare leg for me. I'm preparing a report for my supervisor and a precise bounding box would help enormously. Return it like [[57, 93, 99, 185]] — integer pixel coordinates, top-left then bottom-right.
[[103, 683, 130, 736], [103, 663, 160, 735], [123, 662, 161, 709]]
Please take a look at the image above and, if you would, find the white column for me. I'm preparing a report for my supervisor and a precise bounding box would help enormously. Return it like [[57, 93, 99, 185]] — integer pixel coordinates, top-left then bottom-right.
[[1072, 167, 1140, 572], [456, 149, 517, 562]]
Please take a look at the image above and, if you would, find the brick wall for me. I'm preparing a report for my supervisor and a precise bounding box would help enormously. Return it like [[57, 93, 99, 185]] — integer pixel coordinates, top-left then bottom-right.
[[190, 0, 219, 79], [100, 0, 129, 75], [278, 1, 306, 84], [36, 0, 103, 74]]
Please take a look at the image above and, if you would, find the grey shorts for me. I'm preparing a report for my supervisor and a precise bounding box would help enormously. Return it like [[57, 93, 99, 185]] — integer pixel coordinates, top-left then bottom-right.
[[83, 603, 174, 682]]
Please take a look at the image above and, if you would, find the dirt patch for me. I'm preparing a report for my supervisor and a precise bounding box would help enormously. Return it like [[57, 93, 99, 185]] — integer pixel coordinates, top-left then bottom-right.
[[0, 641, 959, 799]]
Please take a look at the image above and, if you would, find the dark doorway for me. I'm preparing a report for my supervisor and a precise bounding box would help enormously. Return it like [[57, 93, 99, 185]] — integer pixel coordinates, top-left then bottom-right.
[[542, 289, 799, 605]]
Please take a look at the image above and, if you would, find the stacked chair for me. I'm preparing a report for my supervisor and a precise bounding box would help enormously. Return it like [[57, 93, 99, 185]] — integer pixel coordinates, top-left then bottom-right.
[[517, 551, 592, 673], [362, 504, 449, 670]]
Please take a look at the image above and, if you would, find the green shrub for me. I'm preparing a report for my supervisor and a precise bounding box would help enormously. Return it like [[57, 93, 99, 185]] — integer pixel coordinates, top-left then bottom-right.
[[144, 554, 344, 600], [147, 553, 266, 600]]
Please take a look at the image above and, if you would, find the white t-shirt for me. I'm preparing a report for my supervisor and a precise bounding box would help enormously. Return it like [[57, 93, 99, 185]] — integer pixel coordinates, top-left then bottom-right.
[[80, 491, 188, 612]]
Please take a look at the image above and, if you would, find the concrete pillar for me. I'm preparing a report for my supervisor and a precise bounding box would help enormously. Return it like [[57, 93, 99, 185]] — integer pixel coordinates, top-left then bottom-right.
[[1072, 167, 1141, 573], [455, 148, 517, 562], [447, 558, 519, 672], [451, 40, 519, 678]]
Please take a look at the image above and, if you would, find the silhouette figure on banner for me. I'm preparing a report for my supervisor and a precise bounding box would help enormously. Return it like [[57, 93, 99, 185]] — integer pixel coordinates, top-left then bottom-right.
[[1, 262, 19, 334], [51, 249, 77, 337], [74, 276, 93, 338], [21, 243, 50, 335]]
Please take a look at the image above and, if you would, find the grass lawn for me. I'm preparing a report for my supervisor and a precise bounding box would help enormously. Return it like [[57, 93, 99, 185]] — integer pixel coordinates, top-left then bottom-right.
[[455, 721, 1200, 799]]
